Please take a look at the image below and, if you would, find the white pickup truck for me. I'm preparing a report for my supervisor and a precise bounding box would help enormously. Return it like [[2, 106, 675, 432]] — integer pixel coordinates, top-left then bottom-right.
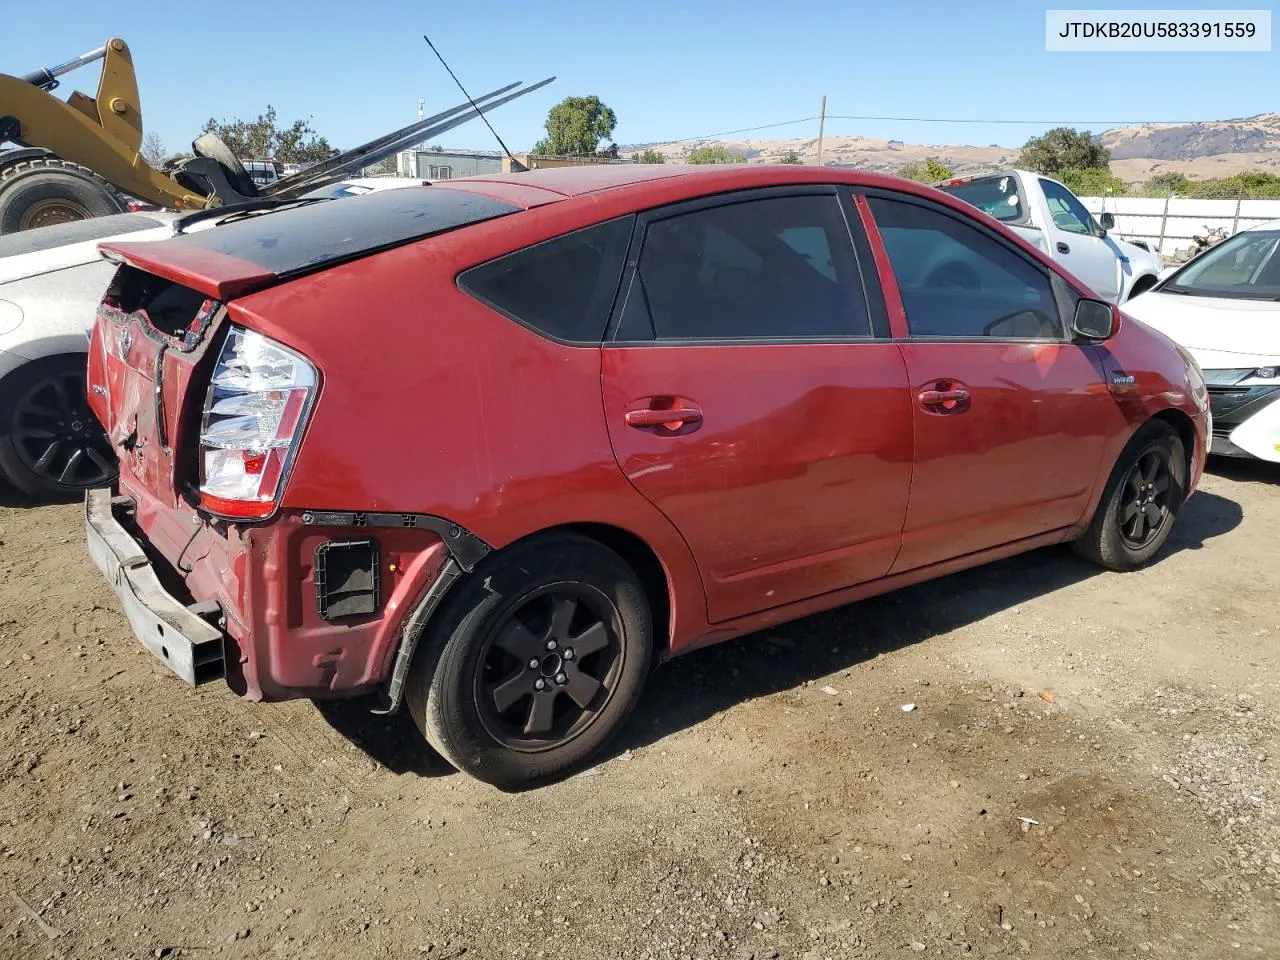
[[937, 169, 1163, 303]]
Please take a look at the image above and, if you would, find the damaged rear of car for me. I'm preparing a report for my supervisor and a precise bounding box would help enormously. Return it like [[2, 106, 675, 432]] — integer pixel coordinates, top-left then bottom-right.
[[85, 186, 519, 700]]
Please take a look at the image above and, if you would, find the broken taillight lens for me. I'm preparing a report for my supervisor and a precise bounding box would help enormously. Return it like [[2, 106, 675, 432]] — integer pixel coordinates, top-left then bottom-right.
[[198, 326, 316, 520]]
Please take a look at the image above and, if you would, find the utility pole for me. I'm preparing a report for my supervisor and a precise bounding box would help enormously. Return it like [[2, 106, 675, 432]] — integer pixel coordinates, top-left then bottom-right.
[[418, 98, 425, 122], [816, 95, 827, 167]]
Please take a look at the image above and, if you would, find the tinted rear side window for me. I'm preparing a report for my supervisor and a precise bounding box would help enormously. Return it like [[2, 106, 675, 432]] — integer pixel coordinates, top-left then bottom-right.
[[459, 216, 634, 343]]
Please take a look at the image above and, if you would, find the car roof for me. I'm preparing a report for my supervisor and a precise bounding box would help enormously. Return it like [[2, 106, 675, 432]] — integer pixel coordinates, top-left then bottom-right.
[[1244, 218, 1280, 232], [432, 163, 919, 207]]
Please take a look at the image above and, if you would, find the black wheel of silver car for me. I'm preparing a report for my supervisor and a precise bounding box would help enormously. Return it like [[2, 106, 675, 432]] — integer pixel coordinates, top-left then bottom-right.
[[0, 357, 117, 500], [1072, 419, 1186, 571], [406, 533, 652, 789]]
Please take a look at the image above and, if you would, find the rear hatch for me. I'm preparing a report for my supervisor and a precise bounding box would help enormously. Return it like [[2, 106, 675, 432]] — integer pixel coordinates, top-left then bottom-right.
[[87, 188, 521, 510]]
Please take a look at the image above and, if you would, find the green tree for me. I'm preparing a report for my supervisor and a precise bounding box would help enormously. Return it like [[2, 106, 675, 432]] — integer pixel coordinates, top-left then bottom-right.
[[532, 95, 617, 156], [896, 156, 953, 183], [631, 148, 666, 164], [777, 150, 802, 164], [201, 106, 336, 164], [1144, 171, 1189, 195], [1018, 127, 1109, 176], [1061, 168, 1128, 197], [1183, 171, 1280, 199], [686, 144, 746, 164]]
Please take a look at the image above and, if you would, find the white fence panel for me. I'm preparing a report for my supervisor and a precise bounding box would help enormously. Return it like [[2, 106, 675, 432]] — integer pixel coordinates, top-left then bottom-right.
[[1079, 196, 1280, 256]]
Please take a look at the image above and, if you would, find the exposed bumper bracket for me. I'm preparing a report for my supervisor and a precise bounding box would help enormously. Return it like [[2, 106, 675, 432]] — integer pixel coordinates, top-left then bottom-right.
[[86, 488, 225, 686]]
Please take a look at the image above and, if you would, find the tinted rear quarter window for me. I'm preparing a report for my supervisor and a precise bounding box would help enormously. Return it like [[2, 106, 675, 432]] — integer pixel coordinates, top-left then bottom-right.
[[458, 216, 634, 343]]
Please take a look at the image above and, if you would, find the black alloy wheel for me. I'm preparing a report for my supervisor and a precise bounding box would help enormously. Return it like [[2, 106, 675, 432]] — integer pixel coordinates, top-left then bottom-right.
[[406, 533, 653, 788], [1117, 448, 1173, 549], [1071, 418, 1186, 572], [0, 359, 116, 498], [476, 586, 623, 751]]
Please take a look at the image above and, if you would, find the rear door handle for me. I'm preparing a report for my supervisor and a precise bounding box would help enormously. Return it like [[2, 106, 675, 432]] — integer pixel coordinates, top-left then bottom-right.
[[624, 406, 703, 429], [1056, 241, 1070, 254], [919, 386, 971, 414]]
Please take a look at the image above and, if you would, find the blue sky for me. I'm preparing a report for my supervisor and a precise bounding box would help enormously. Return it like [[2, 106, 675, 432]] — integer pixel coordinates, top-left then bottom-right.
[[8, 1, 1276, 157]]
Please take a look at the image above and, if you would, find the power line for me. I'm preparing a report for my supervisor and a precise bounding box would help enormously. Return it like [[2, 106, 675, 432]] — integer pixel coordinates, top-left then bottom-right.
[[658, 113, 1199, 145], [825, 114, 1190, 125]]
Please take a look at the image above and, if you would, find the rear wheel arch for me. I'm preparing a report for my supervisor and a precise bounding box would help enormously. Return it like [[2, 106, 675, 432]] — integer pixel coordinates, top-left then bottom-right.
[[1126, 273, 1159, 300], [391, 521, 676, 707], [553, 522, 673, 662]]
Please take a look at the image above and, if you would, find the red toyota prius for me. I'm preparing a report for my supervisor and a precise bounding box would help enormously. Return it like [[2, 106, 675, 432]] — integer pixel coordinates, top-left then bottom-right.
[[85, 165, 1208, 787]]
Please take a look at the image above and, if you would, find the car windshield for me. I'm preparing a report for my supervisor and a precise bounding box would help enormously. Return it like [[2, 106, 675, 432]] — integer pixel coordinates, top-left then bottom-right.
[[1162, 229, 1280, 300], [937, 175, 1025, 223]]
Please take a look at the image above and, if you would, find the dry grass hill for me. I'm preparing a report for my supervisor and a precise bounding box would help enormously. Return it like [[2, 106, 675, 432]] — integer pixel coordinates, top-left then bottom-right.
[[625, 112, 1280, 184]]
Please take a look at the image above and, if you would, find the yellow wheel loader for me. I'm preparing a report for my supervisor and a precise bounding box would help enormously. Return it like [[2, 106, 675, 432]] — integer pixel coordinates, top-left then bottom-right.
[[0, 39, 552, 234]]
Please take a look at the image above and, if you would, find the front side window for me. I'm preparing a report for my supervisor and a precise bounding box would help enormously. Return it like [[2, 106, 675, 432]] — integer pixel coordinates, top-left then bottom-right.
[[1162, 230, 1280, 300], [627, 194, 870, 340], [1039, 179, 1096, 237], [869, 196, 1063, 340]]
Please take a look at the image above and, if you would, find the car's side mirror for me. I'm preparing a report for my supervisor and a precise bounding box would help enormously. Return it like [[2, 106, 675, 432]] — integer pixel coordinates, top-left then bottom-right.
[[1073, 298, 1116, 341], [1099, 212, 1115, 232]]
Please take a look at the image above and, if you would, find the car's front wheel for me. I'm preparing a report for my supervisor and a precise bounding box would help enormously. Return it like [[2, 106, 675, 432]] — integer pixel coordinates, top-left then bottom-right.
[[0, 356, 117, 500], [1072, 419, 1186, 571], [406, 533, 653, 788]]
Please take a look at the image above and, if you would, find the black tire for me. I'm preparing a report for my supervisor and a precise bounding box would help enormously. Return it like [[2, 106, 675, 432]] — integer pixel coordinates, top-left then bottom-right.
[[192, 134, 259, 198], [0, 356, 117, 500], [406, 533, 652, 788], [0, 157, 125, 234], [1072, 419, 1186, 571]]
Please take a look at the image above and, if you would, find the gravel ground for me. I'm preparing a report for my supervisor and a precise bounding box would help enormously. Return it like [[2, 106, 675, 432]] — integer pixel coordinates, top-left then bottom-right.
[[1, 460, 1277, 960]]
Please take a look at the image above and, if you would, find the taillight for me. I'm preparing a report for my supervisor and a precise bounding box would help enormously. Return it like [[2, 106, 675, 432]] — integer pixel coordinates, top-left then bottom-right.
[[199, 326, 316, 520]]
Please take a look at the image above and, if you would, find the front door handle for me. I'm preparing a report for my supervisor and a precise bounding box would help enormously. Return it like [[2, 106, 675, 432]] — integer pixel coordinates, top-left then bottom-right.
[[1056, 241, 1071, 254], [624, 406, 703, 430], [919, 384, 971, 415]]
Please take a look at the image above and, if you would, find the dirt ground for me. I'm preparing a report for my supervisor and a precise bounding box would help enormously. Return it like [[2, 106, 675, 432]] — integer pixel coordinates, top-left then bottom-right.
[[1, 461, 1277, 960]]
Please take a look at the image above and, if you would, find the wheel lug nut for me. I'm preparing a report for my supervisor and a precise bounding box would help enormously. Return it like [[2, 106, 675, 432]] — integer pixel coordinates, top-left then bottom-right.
[[528, 658, 540, 670], [546, 639, 557, 651], [563, 649, 574, 661], [555, 672, 567, 685], [534, 678, 546, 691]]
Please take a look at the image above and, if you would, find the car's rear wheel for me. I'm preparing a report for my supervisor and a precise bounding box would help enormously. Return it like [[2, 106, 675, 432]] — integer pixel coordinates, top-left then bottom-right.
[[1072, 419, 1186, 571], [406, 533, 652, 788], [0, 356, 117, 500]]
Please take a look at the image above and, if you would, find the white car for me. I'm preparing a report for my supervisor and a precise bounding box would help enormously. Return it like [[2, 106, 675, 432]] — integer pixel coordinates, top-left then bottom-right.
[[937, 170, 1164, 303], [1125, 219, 1280, 463], [0, 212, 190, 497]]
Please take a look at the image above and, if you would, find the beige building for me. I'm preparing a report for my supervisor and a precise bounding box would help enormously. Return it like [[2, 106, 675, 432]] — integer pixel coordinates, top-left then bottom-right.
[[501, 154, 636, 173]]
